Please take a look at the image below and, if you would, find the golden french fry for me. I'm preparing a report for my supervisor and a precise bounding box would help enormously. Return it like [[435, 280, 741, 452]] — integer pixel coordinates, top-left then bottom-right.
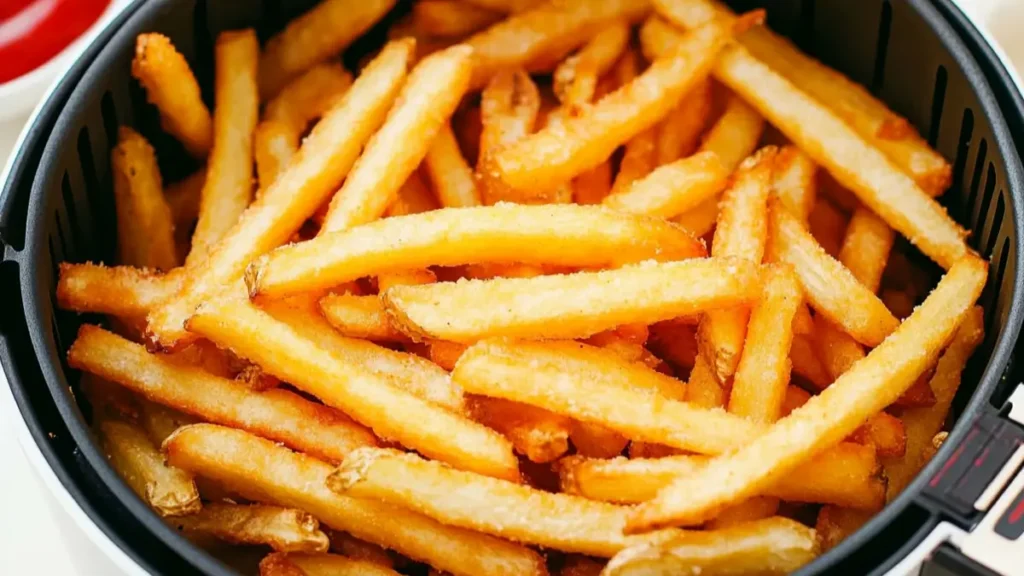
[[186, 298, 516, 480], [477, 69, 541, 204], [260, 552, 400, 576], [321, 45, 475, 233], [560, 556, 604, 576], [329, 447, 683, 556], [493, 16, 741, 189], [173, 503, 329, 552], [673, 194, 719, 239], [816, 506, 871, 552], [247, 205, 705, 300], [770, 201, 898, 347], [772, 146, 817, 224], [467, 0, 651, 88], [384, 169, 440, 217], [807, 197, 848, 258], [187, 30, 260, 266], [254, 121, 299, 192], [885, 306, 984, 498], [111, 127, 178, 270], [265, 62, 354, 136], [68, 325, 377, 463], [603, 517, 818, 576], [728, 264, 801, 422], [57, 264, 180, 318], [377, 269, 437, 292], [571, 422, 630, 460], [792, 301, 814, 335], [697, 94, 765, 172], [259, 0, 396, 98], [425, 124, 482, 208], [145, 39, 415, 350], [165, 425, 545, 576], [412, 0, 503, 38], [165, 168, 206, 231], [553, 21, 631, 111], [839, 207, 896, 294], [626, 256, 987, 530], [648, 322, 697, 370], [428, 341, 470, 371], [460, 0, 543, 12], [137, 400, 196, 445], [612, 125, 659, 196], [98, 418, 200, 516], [132, 33, 212, 157], [469, 397, 572, 463], [812, 315, 867, 384], [684, 355, 725, 408], [655, 79, 712, 165], [883, 288, 916, 320], [384, 258, 758, 343], [849, 411, 906, 459], [320, 294, 406, 342], [703, 497, 781, 530], [698, 148, 776, 382], [603, 151, 728, 218], [790, 333, 831, 390], [326, 530, 394, 568], [558, 440, 883, 509], [573, 160, 614, 205]]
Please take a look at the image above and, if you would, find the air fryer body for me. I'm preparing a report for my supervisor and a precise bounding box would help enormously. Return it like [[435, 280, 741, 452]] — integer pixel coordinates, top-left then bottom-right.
[[1, 1, 1022, 575]]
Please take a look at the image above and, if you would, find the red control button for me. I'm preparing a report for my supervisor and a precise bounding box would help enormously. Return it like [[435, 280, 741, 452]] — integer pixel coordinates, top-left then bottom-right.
[[0, 0, 111, 84]]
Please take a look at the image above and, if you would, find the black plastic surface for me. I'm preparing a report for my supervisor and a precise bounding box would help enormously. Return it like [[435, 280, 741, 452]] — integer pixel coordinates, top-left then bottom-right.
[[0, 1, 1022, 575]]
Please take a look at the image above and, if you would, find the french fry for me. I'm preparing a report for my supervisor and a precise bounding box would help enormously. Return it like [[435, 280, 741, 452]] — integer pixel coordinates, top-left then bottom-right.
[[68, 325, 378, 463], [698, 148, 775, 382], [329, 447, 684, 556], [477, 69, 541, 205], [132, 33, 212, 157], [385, 258, 758, 343], [807, 197, 848, 258], [811, 315, 868, 384], [560, 556, 604, 576], [816, 506, 871, 552], [685, 355, 725, 408], [186, 298, 516, 480], [728, 264, 801, 423], [772, 146, 817, 224], [603, 517, 818, 576], [248, 205, 705, 299], [469, 397, 572, 463], [172, 503, 329, 552], [428, 341, 470, 371], [839, 207, 896, 294], [425, 124, 483, 208], [769, 201, 898, 347], [137, 400, 196, 445], [460, 0, 544, 12], [98, 418, 200, 516], [558, 440, 883, 509], [626, 256, 987, 530], [573, 161, 614, 205], [187, 30, 260, 266], [696, 94, 765, 172], [628, 442, 684, 459], [57, 263, 180, 318], [144, 39, 414, 350], [704, 497, 781, 530], [553, 21, 631, 111], [111, 127, 178, 271], [384, 169, 440, 217], [326, 530, 394, 568], [654, 79, 712, 165], [789, 333, 831, 390], [320, 45, 475, 233], [377, 269, 437, 292], [883, 288, 917, 320], [792, 301, 813, 335], [848, 411, 907, 458], [412, 0, 503, 38], [165, 168, 206, 232], [320, 294, 406, 342], [265, 62, 354, 135], [259, 0, 396, 98], [612, 125, 660, 197], [603, 151, 728, 218], [647, 322, 697, 370], [673, 194, 719, 238], [165, 425, 546, 576], [467, 0, 651, 88], [571, 422, 630, 460], [493, 16, 743, 189], [255, 121, 299, 192], [260, 552, 400, 576], [885, 306, 984, 498]]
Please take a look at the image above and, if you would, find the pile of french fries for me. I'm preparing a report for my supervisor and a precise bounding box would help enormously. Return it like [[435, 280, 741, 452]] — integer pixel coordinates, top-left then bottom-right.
[[56, 0, 991, 574]]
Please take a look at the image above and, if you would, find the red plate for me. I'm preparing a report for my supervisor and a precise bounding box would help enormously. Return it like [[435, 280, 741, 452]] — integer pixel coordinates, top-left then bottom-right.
[[0, 0, 111, 84]]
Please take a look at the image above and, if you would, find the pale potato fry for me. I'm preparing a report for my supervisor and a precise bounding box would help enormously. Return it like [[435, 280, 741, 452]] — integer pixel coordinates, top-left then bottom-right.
[[173, 503, 329, 552], [425, 124, 483, 208], [626, 256, 987, 530], [697, 94, 765, 171], [477, 69, 540, 205], [554, 21, 631, 111], [321, 45, 475, 233], [704, 497, 780, 530], [728, 264, 801, 423], [68, 325, 377, 463], [684, 355, 725, 408], [186, 298, 516, 480], [698, 148, 775, 382], [467, 0, 651, 88], [265, 62, 353, 133], [573, 160, 614, 205], [412, 0, 503, 38], [329, 447, 683, 556], [384, 169, 440, 217], [132, 33, 212, 157], [320, 294, 406, 342], [571, 422, 630, 460], [603, 517, 818, 576], [807, 197, 848, 258], [772, 146, 817, 224], [187, 30, 260, 266], [603, 151, 728, 218], [165, 168, 206, 231], [558, 440, 883, 509], [469, 397, 572, 463], [816, 506, 871, 552], [377, 269, 437, 292], [839, 207, 896, 294], [385, 258, 758, 343], [260, 552, 400, 576], [165, 425, 545, 576], [98, 418, 200, 516], [259, 0, 396, 98], [111, 127, 178, 270], [326, 530, 394, 568], [885, 306, 984, 498], [248, 204, 705, 299], [493, 17, 742, 189], [138, 400, 197, 447], [145, 40, 415, 350], [673, 194, 719, 238], [655, 79, 712, 164], [255, 121, 299, 192], [770, 200, 898, 347]]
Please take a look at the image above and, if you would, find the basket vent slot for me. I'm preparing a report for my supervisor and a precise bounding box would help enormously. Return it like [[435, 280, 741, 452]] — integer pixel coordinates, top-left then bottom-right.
[[928, 65, 947, 147], [871, 0, 892, 92], [983, 192, 1006, 259], [60, 172, 82, 253], [975, 163, 997, 233], [988, 237, 1010, 329], [101, 92, 119, 153], [952, 108, 974, 195], [967, 138, 988, 218]]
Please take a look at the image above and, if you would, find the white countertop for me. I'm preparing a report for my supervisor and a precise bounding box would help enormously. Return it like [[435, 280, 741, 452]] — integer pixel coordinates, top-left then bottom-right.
[[0, 1, 1021, 575]]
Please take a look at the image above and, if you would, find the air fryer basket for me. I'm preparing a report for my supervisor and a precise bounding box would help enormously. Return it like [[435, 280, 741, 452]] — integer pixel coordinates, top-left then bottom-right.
[[0, 0, 1021, 574]]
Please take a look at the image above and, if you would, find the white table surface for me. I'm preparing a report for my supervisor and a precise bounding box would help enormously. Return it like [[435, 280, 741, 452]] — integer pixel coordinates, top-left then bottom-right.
[[0, 1, 1021, 575]]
